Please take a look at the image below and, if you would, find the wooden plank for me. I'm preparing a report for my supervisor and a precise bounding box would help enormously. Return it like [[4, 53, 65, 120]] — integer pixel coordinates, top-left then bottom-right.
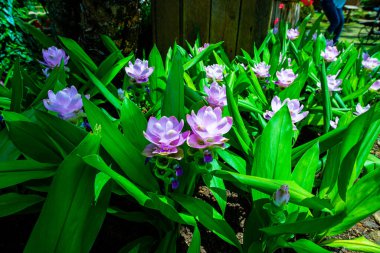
[[210, 0, 241, 58], [152, 0, 180, 54], [183, 0, 211, 45], [237, 0, 274, 55]]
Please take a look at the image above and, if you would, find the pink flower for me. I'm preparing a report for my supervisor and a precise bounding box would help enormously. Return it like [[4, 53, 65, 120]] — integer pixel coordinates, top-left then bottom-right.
[[287, 28, 299, 40], [354, 104, 370, 116], [276, 69, 297, 87], [252, 62, 271, 78], [125, 59, 154, 83], [43, 86, 84, 120], [273, 185, 290, 207], [370, 80, 380, 91], [264, 96, 308, 130], [279, 3, 285, 9], [198, 43, 210, 53], [204, 82, 227, 108], [330, 117, 339, 129], [40, 46, 69, 69], [142, 116, 190, 159], [274, 18, 280, 25], [316, 74, 342, 92], [205, 64, 224, 81], [362, 53, 380, 71], [321, 46, 340, 62], [186, 106, 233, 149]]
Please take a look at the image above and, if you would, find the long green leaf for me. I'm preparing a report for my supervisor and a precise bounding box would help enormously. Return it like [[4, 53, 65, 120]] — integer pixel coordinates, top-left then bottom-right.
[[10, 60, 23, 112], [0, 193, 44, 218], [321, 237, 380, 253]]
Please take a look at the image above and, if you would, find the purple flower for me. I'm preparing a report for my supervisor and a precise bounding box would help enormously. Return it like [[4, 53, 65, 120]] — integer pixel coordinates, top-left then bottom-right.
[[142, 116, 190, 160], [171, 178, 179, 189], [186, 106, 233, 149], [326, 39, 334, 47], [276, 69, 298, 87], [204, 82, 227, 108], [316, 74, 342, 92], [125, 59, 154, 83], [287, 28, 299, 40], [321, 46, 340, 62], [264, 96, 308, 130], [205, 64, 224, 81], [43, 86, 84, 120], [330, 117, 339, 129], [198, 43, 210, 53], [203, 150, 213, 163], [252, 62, 271, 78], [312, 33, 317, 41], [354, 103, 370, 116], [273, 185, 290, 207], [40, 46, 69, 69], [370, 80, 380, 91], [117, 88, 125, 100], [174, 164, 183, 177], [362, 53, 380, 71]]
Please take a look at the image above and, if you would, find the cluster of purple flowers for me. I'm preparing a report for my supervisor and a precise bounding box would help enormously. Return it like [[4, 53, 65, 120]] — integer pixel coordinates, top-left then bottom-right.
[[264, 96, 309, 130]]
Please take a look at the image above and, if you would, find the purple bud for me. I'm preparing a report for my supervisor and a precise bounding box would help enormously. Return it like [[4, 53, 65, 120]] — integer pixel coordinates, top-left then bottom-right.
[[273, 185, 290, 207], [174, 164, 183, 176], [203, 150, 213, 163], [171, 178, 179, 189]]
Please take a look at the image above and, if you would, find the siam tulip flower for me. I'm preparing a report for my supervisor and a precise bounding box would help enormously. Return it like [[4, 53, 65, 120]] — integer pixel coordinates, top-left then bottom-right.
[[205, 64, 224, 81], [186, 106, 233, 149], [370, 80, 380, 91], [174, 164, 183, 177], [125, 59, 154, 83], [326, 39, 334, 47], [198, 43, 209, 53], [43, 86, 84, 120], [204, 82, 227, 108], [40, 46, 70, 69], [330, 117, 339, 129], [273, 185, 290, 207], [321, 46, 340, 62], [275, 69, 298, 87], [117, 88, 125, 100], [287, 28, 299, 40], [354, 103, 370, 116], [171, 178, 179, 189], [362, 53, 380, 71], [264, 96, 308, 130], [316, 74, 342, 92], [273, 26, 279, 35], [142, 116, 190, 160], [252, 62, 271, 78]]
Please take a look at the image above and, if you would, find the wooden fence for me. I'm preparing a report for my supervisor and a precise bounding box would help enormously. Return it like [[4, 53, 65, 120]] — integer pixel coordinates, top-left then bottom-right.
[[152, 0, 274, 58]]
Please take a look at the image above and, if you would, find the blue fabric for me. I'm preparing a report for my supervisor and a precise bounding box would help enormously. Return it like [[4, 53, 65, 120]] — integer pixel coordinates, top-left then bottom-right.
[[322, 0, 345, 43], [333, 0, 346, 8]]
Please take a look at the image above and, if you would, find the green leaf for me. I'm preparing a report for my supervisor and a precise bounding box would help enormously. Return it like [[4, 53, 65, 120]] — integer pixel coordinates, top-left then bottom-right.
[[261, 212, 345, 236], [94, 172, 111, 203], [83, 99, 158, 191], [149, 45, 165, 103], [252, 106, 292, 200], [83, 66, 122, 110], [0, 128, 20, 161], [83, 154, 151, 206], [4, 114, 62, 163], [216, 149, 246, 175], [120, 98, 148, 151], [0, 160, 55, 189], [187, 225, 201, 253], [59, 36, 98, 72], [215, 170, 333, 212], [321, 237, 380, 253], [100, 54, 133, 87], [100, 35, 123, 58], [10, 60, 23, 112], [320, 61, 332, 133], [25, 134, 110, 253], [15, 19, 55, 48], [118, 236, 155, 253], [183, 42, 223, 70], [172, 194, 242, 252], [292, 142, 319, 192], [162, 50, 184, 120], [0, 193, 44, 218], [283, 239, 330, 253], [155, 230, 177, 253]]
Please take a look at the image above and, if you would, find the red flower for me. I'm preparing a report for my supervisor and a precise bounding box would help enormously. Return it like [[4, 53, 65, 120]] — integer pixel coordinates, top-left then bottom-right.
[[300, 0, 313, 6], [279, 3, 285, 9], [274, 18, 280, 25]]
